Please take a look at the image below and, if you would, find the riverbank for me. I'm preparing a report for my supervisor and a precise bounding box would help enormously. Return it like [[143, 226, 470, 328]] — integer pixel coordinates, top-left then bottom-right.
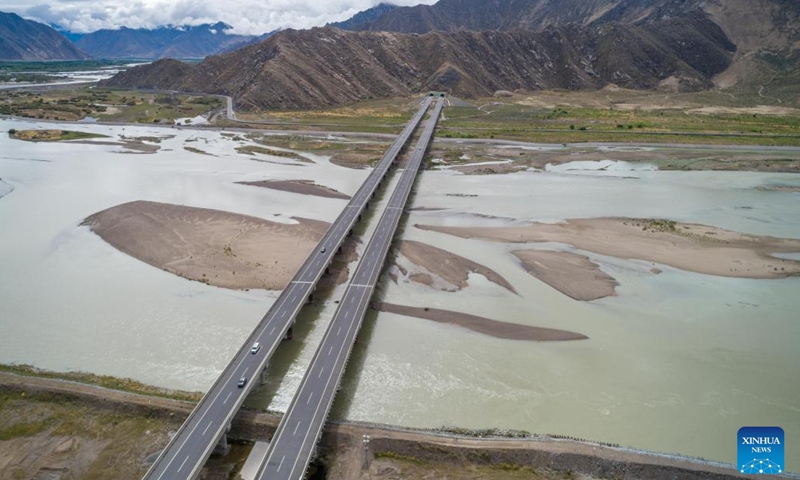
[[0, 371, 763, 480]]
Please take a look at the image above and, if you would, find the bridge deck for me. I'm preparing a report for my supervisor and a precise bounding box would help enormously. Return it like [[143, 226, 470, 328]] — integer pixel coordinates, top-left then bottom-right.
[[141, 97, 434, 480], [255, 98, 445, 480]]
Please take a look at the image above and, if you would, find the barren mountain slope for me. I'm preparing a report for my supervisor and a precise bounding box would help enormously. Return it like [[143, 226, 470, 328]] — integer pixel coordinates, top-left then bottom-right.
[[346, 0, 799, 92], [348, 0, 703, 34], [704, 0, 800, 91], [103, 22, 733, 110], [0, 11, 90, 60]]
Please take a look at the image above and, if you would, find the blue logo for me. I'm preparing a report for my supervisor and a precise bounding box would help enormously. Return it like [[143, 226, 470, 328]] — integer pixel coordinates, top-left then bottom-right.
[[738, 426, 784, 475]]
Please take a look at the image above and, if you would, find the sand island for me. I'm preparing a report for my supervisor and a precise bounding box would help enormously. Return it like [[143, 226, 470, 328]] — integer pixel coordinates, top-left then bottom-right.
[[374, 303, 587, 342], [82, 200, 328, 290], [418, 217, 800, 301], [238, 179, 351, 200], [393, 240, 516, 293]]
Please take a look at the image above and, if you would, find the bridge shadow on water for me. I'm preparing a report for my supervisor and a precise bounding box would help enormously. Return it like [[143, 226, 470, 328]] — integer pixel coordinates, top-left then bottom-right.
[[244, 148, 415, 412], [329, 144, 432, 422]]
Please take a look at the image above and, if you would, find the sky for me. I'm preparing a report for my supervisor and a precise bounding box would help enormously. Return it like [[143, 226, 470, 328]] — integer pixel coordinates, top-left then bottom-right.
[[0, 0, 435, 34]]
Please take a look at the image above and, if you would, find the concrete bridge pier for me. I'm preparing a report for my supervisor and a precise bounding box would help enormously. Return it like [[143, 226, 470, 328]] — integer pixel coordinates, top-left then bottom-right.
[[213, 423, 232, 456], [308, 285, 316, 304], [259, 366, 269, 385], [285, 324, 294, 341]]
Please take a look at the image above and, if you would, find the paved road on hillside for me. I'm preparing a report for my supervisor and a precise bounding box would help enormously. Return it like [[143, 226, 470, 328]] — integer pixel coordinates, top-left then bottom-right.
[[141, 97, 433, 480], [255, 98, 446, 480]]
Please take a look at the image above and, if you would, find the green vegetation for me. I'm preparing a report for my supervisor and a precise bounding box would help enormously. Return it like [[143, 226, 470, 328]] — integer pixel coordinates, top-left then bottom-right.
[[0, 419, 52, 440], [640, 219, 678, 233], [10, 129, 108, 142], [223, 97, 416, 135], [225, 90, 800, 146], [0, 73, 67, 84], [0, 87, 222, 123], [0, 389, 179, 479], [371, 452, 577, 479], [0, 364, 201, 402], [374, 451, 426, 465], [60, 131, 105, 141], [235, 144, 308, 161], [0, 60, 134, 73], [436, 91, 800, 146]]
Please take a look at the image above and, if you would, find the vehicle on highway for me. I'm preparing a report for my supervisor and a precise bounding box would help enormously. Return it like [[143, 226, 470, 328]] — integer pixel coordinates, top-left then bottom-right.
[[320, 247, 326, 253], [250, 342, 261, 354], [237, 376, 247, 388]]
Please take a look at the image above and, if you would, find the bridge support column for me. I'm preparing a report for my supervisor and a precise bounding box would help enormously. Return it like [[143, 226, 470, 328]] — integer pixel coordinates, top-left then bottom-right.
[[348, 229, 353, 237], [337, 246, 343, 254], [213, 423, 231, 456], [285, 324, 294, 341], [259, 367, 269, 386], [325, 267, 330, 275]]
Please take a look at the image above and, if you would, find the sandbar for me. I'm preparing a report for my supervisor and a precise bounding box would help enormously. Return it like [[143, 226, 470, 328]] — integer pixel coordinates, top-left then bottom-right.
[[82, 200, 328, 290], [418, 218, 800, 279], [396, 240, 516, 293], [238, 180, 351, 200], [513, 250, 618, 301], [330, 152, 376, 169], [373, 303, 587, 342], [759, 185, 800, 193]]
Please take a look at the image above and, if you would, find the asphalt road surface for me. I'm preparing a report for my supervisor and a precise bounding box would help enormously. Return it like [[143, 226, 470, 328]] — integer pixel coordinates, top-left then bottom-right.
[[255, 98, 445, 480], [141, 96, 433, 480]]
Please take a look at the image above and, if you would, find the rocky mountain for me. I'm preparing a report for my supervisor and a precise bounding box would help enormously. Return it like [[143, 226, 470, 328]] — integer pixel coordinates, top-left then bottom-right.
[[102, 21, 734, 109], [217, 32, 276, 55], [328, 3, 398, 30], [102, 0, 799, 109], [341, 0, 800, 93], [74, 22, 258, 59], [343, 0, 695, 33], [0, 11, 91, 60]]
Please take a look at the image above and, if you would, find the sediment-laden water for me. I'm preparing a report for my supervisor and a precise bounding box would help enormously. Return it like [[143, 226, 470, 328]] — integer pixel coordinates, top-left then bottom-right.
[[1, 118, 798, 469]]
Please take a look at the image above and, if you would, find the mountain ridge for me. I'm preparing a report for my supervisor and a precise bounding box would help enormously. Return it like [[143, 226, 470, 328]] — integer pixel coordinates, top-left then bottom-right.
[[74, 22, 259, 59], [328, 3, 399, 30], [0, 11, 91, 60], [102, 22, 734, 110], [101, 0, 800, 109]]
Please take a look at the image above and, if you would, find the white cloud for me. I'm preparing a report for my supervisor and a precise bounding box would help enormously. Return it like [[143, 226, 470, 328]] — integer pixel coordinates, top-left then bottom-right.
[[1, 0, 437, 34]]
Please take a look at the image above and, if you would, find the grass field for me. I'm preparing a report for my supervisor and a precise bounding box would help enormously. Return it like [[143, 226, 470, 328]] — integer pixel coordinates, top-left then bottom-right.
[[4, 85, 800, 146], [9, 129, 108, 142], [0, 389, 178, 480], [0, 364, 200, 402], [0, 88, 223, 123], [231, 88, 800, 145]]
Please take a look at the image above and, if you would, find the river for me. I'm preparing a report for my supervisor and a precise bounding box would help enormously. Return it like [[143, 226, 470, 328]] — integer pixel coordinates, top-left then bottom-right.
[[0, 117, 798, 470]]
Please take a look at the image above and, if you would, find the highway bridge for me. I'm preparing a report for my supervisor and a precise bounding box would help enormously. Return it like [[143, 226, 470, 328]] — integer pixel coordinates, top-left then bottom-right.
[[255, 98, 446, 480], [141, 96, 434, 480]]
